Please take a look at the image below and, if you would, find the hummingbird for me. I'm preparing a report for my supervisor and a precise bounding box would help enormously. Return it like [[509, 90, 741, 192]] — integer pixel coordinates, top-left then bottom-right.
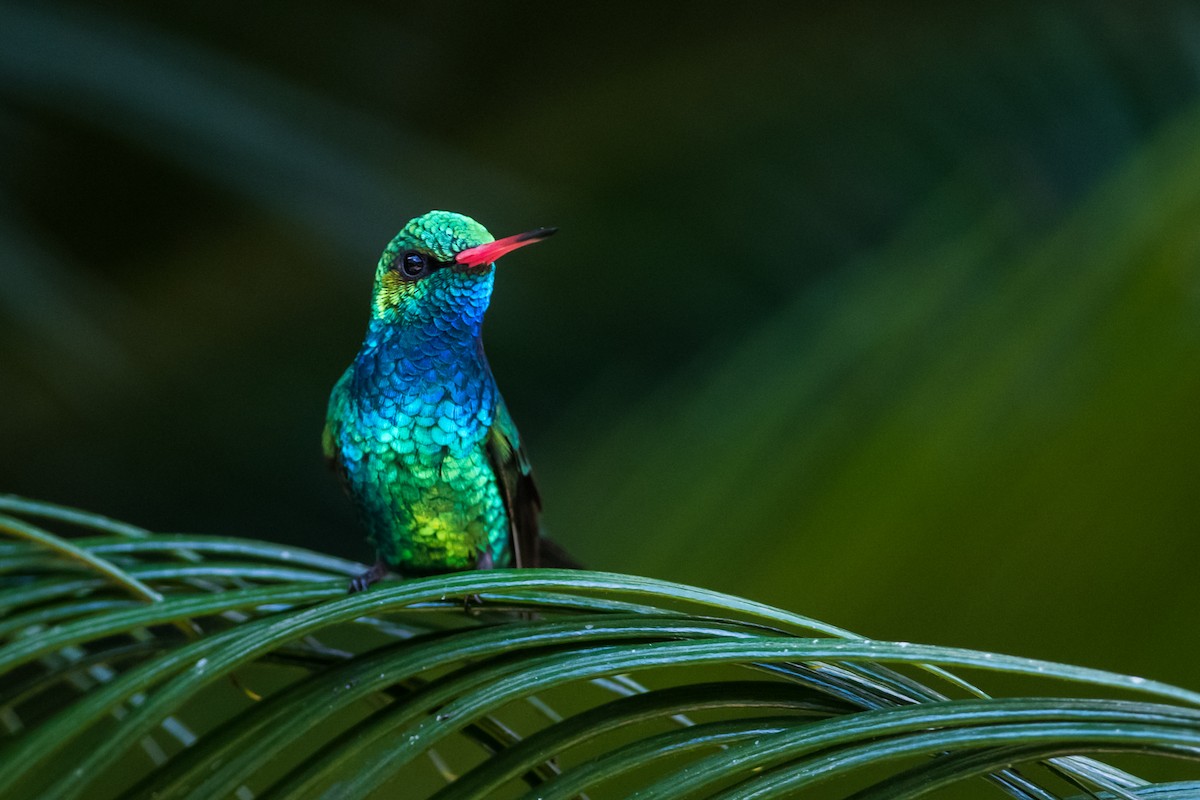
[[323, 210, 579, 591]]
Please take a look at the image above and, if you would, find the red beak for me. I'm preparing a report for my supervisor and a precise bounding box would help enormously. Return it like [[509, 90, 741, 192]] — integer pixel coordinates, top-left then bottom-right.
[[455, 227, 557, 267]]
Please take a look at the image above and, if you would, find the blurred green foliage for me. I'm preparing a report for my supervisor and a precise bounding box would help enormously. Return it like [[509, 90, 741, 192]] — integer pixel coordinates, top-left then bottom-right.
[[2, 2, 1198, 689]]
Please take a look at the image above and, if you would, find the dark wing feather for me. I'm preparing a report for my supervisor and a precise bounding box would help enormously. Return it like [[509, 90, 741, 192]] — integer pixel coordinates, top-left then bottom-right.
[[486, 400, 542, 568], [486, 398, 580, 569]]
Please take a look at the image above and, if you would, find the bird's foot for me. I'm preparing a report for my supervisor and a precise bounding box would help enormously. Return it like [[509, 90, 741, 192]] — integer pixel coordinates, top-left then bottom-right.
[[348, 560, 390, 594], [462, 552, 495, 613]]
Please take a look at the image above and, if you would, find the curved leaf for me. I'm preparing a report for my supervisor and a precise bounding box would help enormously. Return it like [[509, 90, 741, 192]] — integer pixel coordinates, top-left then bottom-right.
[[3, 496, 1200, 800]]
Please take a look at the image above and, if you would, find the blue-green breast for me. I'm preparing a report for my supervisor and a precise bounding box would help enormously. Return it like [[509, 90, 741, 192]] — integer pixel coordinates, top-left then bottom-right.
[[327, 267, 513, 572]]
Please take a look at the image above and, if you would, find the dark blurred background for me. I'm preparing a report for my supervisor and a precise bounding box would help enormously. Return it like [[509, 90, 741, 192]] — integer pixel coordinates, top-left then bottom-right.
[[2, 2, 1198, 686]]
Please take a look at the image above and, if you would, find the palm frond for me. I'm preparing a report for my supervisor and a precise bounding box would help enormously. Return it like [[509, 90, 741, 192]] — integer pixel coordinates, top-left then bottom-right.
[[1, 494, 1198, 800]]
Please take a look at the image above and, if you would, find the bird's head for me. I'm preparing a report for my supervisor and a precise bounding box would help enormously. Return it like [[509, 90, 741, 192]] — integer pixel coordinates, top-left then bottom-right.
[[369, 210, 554, 331]]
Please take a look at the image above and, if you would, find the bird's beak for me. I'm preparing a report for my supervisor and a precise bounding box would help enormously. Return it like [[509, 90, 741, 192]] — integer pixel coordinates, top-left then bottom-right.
[[455, 227, 557, 268]]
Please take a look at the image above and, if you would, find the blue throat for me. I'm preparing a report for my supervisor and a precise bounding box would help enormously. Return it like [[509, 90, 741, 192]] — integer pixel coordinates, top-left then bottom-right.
[[350, 313, 498, 461]]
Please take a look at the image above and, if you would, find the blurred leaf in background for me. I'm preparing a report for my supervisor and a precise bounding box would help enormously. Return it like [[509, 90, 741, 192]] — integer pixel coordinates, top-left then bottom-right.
[[2, 1, 1198, 689]]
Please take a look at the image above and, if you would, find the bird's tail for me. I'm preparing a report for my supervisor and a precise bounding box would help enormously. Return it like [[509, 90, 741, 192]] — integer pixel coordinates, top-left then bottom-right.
[[536, 535, 583, 569]]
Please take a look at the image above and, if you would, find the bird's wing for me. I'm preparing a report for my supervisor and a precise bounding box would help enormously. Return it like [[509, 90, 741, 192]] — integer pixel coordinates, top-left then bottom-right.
[[485, 397, 582, 569], [322, 368, 353, 492], [485, 396, 542, 568]]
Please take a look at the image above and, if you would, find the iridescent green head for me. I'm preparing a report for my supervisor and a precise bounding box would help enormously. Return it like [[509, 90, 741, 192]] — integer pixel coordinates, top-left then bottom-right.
[[370, 210, 555, 326]]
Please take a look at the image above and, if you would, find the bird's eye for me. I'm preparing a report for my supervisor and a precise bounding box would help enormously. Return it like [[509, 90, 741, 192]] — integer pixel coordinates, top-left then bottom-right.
[[397, 251, 428, 279]]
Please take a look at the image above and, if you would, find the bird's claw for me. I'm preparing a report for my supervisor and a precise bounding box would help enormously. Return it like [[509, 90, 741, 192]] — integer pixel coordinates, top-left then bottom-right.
[[348, 560, 390, 594]]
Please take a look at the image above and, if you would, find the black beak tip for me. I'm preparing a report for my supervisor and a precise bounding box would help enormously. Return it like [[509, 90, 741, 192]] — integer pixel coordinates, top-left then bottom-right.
[[519, 226, 557, 242]]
